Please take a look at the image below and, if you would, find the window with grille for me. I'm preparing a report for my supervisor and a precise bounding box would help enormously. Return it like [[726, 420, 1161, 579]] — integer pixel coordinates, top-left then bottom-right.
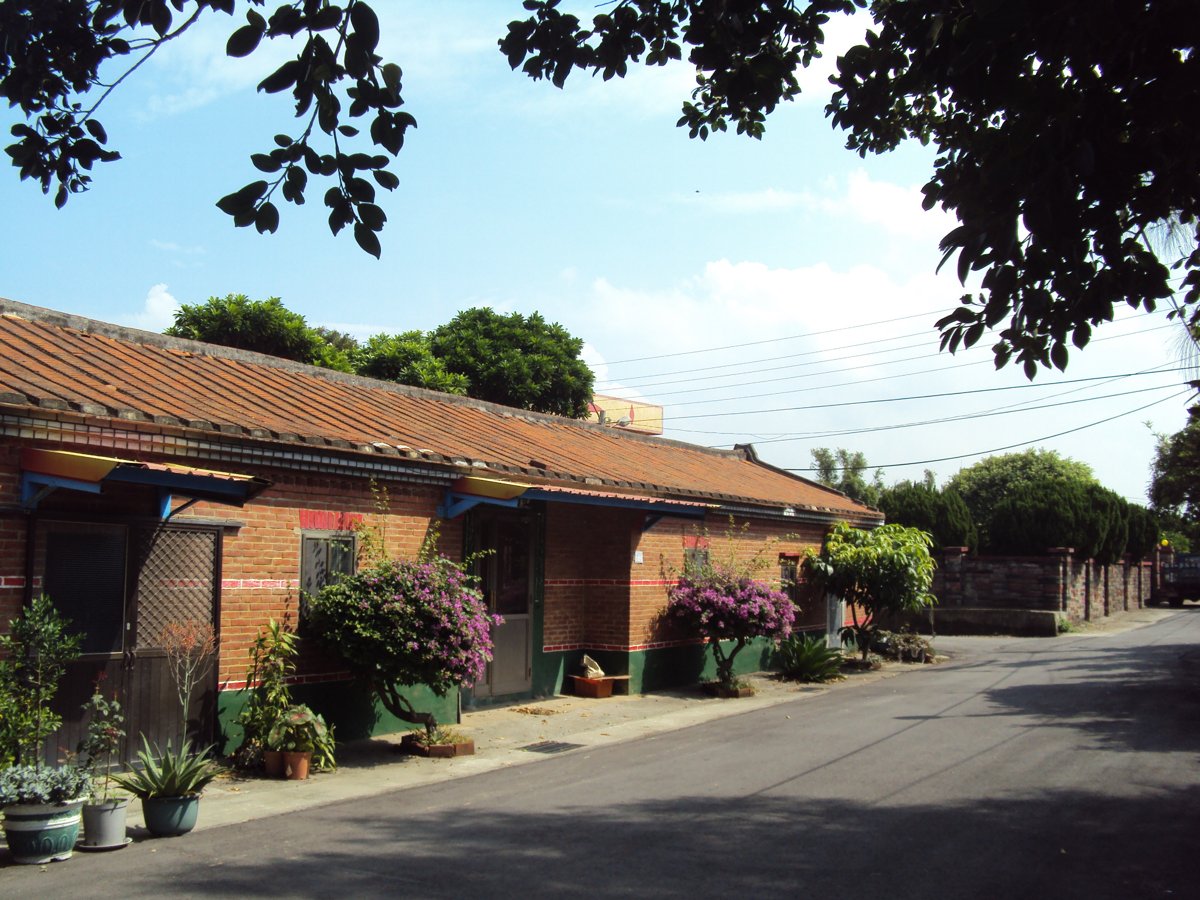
[[779, 555, 802, 604], [300, 532, 356, 626]]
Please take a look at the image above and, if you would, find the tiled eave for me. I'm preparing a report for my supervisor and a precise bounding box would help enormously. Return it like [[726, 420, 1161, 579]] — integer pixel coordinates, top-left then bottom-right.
[[0, 405, 874, 524]]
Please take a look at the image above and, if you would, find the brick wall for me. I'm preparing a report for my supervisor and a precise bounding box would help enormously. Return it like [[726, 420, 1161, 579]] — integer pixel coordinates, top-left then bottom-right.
[[935, 547, 1153, 624], [542, 510, 828, 653]]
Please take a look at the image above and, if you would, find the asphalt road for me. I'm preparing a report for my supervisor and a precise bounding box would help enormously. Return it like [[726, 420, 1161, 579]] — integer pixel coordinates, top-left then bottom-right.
[[7, 610, 1200, 898]]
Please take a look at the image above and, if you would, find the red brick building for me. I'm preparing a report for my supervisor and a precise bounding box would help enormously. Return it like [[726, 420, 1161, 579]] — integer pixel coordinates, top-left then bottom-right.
[[0, 299, 880, 755]]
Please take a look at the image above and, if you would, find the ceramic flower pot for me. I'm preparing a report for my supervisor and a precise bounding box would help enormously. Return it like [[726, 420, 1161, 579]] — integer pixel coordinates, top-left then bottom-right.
[[263, 750, 285, 778], [2, 799, 85, 864], [142, 795, 201, 837], [282, 751, 312, 781], [80, 797, 130, 850]]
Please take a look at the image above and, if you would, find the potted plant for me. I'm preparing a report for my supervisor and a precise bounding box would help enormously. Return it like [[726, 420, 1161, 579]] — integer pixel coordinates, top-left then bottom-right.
[[266, 705, 330, 780], [0, 764, 90, 863], [75, 678, 129, 850], [233, 620, 300, 778], [111, 736, 220, 837], [0, 594, 86, 864], [399, 726, 476, 759]]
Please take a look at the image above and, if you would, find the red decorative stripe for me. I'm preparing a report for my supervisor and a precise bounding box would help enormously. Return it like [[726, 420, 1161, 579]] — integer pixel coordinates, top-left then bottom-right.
[[0, 575, 26, 588], [298, 510, 364, 531]]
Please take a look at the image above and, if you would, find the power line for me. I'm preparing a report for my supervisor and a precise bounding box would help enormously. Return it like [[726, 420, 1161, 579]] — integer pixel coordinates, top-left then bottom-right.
[[602, 306, 948, 367], [640, 321, 1179, 407], [781, 390, 1191, 473], [597, 311, 1171, 394], [667, 367, 1191, 422]]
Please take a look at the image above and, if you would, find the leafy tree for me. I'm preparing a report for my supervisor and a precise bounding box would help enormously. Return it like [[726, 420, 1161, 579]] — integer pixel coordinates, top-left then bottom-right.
[[428, 308, 595, 417], [947, 450, 1096, 545], [1150, 406, 1200, 532], [307, 550, 499, 736], [876, 481, 976, 552], [166, 294, 330, 363], [503, 1, 1199, 374], [2, 1, 408, 256], [11, 3, 1195, 336], [802, 522, 936, 661], [810, 447, 883, 507], [352, 332, 468, 395]]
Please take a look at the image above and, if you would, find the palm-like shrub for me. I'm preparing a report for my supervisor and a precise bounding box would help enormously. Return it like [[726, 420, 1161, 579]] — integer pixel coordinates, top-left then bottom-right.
[[775, 634, 844, 683]]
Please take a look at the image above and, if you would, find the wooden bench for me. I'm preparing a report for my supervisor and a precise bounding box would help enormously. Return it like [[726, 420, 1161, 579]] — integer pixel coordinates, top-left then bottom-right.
[[567, 674, 631, 698]]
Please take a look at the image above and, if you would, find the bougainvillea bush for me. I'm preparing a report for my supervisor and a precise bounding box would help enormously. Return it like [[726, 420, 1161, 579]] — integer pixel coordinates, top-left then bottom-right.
[[308, 553, 500, 735], [667, 568, 795, 690]]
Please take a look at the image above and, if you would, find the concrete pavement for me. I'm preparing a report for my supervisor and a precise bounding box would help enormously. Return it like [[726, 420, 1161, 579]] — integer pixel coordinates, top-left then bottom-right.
[[177, 605, 1176, 835]]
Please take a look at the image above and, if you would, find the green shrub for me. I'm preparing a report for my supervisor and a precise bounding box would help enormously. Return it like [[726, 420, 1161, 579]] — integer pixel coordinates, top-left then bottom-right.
[[776, 634, 844, 683], [877, 482, 977, 551]]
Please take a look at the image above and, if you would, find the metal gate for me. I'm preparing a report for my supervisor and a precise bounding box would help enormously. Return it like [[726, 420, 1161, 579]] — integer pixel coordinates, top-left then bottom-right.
[[38, 520, 220, 765]]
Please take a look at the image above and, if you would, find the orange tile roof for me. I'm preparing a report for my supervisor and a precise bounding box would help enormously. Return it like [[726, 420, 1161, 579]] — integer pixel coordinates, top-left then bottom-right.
[[0, 299, 879, 522]]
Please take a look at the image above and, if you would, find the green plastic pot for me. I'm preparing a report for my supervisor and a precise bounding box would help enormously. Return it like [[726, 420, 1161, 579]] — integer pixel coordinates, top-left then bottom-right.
[[142, 795, 201, 837]]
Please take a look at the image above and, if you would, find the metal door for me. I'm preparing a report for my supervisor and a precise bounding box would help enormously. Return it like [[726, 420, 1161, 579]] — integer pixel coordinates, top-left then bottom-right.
[[38, 521, 219, 765], [474, 509, 533, 698]]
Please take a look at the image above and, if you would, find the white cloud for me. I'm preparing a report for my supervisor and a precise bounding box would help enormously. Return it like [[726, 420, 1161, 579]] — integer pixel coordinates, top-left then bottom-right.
[[120, 284, 180, 332], [681, 169, 954, 242]]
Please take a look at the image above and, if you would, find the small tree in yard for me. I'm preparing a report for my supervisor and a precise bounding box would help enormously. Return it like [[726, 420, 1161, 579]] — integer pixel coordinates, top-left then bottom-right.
[[666, 532, 796, 691], [308, 543, 499, 737], [803, 522, 936, 662]]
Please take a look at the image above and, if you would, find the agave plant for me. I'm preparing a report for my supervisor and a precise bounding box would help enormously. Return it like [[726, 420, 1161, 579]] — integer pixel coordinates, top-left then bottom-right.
[[111, 736, 219, 799], [775, 634, 845, 683]]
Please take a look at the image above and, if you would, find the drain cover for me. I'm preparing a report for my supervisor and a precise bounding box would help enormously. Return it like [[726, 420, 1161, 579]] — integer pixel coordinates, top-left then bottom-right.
[[520, 741, 584, 754]]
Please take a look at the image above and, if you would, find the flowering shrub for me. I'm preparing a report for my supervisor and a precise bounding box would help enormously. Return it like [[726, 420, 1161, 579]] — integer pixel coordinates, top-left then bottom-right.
[[308, 553, 500, 734], [667, 569, 795, 690]]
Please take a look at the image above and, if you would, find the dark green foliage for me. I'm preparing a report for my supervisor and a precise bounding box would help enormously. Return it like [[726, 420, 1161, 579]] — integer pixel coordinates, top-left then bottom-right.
[[987, 481, 1141, 563], [1150, 406, 1200, 541], [504, 1, 1199, 374], [3, 1, 408, 255], [429, 308, 595, 417], [948, 450, 1097, 546], [166, 294, 328, 363], [1125, 504, 1160, 561], [877, 481, 976, 551], [775, 634, 843, 683], [352, 332, 469, 395], [0, 595, 83, 767]]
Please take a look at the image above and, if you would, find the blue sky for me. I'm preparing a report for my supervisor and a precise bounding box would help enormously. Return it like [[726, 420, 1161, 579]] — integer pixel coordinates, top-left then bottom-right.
[[1, 3, 1191, 503]]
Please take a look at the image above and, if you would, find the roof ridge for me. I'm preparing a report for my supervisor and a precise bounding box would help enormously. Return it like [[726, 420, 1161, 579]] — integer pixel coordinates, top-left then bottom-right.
[[0, 297, 746, 461]]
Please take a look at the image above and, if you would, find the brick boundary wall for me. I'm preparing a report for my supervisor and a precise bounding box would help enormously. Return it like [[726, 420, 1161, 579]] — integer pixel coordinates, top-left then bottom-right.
[[934, 546, 1155, 624]]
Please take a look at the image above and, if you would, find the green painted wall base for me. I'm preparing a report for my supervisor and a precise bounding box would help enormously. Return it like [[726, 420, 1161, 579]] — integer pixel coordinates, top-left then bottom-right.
[[554, 637, 781, 695], [217, 680, 459, 756]]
